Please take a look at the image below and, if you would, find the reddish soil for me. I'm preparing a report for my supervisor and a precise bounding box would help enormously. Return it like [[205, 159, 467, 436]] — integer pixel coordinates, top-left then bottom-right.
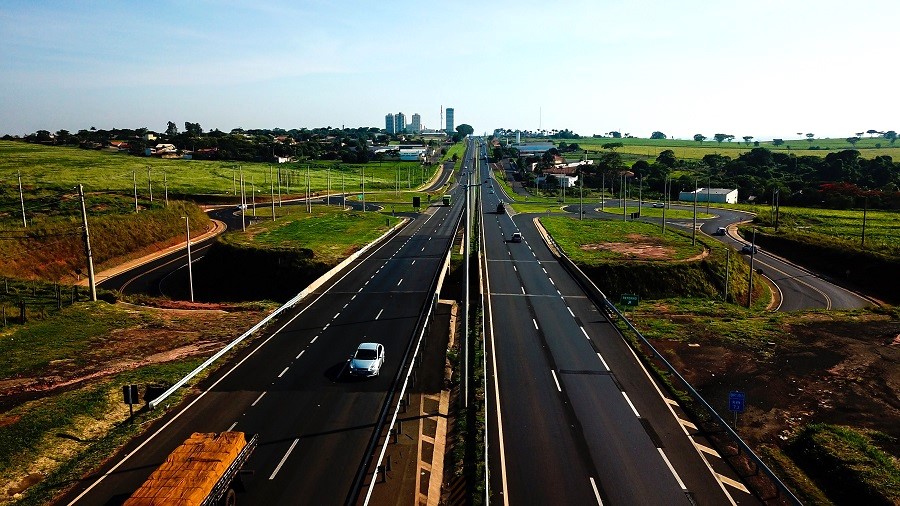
[[650, 318, 900, 457]]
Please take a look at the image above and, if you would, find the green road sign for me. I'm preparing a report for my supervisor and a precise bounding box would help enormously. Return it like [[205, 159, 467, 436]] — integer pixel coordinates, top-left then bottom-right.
[[620, 293, 640, 306]]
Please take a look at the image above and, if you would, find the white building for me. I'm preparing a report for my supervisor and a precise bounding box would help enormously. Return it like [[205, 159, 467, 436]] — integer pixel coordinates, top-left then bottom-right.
[[678, 188, 738, 204], [535, 174, 579, 188]]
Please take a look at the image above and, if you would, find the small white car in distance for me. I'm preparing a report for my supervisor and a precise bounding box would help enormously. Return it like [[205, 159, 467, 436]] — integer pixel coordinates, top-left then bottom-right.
[[651, 202, 665, 208], [510, 232, 523, 243], [348, 342, 385, 377]]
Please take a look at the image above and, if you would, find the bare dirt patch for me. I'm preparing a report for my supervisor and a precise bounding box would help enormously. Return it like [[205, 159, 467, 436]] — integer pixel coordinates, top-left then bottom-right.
[[651, 316, 900, 458], [0, 302, 269, 411], [582, 233, 676, 260]]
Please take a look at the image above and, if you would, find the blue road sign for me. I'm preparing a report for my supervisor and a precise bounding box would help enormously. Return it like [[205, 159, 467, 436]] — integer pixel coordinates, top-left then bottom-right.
[[729, 390, 746, 413]]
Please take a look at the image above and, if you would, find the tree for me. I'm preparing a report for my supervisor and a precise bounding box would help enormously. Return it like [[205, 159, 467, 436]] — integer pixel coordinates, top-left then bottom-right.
[[866, 129, 881, 137], [184, 122, 203, 136], [883, 130, 897, 144], [601, 142, 623, 151], [456, 124, 474, 137], [713, 133, 730, 143], [743, 135, 753, 145], [806, 133, 814, 143], [165, 121, 178, 137], [847, 136, 860, 147], [654, 149, 676, 168], [772, 138, 785, 146], [608, 131, 622, 138], [693, 134, 706, 143], [650, 131, 666, 140]]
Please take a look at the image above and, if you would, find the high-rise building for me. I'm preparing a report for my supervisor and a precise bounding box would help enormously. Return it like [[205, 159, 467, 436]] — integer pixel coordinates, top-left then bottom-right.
[[385, 113, 395, 135], [410, 113, 421, 134], [445, 107, 454, 134], [395, 112, 406, 133]]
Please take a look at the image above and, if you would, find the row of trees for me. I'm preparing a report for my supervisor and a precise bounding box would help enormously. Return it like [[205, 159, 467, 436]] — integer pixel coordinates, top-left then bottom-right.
[[511, 145, 900, 209], [10, 122, 474, 164]]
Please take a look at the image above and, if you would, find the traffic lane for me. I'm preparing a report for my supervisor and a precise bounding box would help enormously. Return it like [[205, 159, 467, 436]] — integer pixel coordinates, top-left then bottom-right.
[[235, 291, 425, 504], [489, 292, 600, 505], [563, 373, 691, 504], [514, 211, 741, 503], [99, 239, 212, 294]]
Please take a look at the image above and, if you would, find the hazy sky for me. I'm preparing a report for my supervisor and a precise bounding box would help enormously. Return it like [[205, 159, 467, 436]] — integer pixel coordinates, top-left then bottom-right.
[[2, 0, 897, 140]]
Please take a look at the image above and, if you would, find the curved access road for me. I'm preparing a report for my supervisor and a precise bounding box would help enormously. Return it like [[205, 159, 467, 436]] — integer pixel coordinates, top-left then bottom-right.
[[558, 198, 871, 311]]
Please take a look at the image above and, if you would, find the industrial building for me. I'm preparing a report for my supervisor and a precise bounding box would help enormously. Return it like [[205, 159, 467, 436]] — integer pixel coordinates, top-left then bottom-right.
[[678, 188, 738, 204]]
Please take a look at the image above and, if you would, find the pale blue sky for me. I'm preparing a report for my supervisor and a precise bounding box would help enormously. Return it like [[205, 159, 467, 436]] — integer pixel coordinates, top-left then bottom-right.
[[2, 0, 897, 140]]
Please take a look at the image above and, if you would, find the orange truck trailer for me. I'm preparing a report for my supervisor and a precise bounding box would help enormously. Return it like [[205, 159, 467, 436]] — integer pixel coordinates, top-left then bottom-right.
[[125, 431, 258, 506]]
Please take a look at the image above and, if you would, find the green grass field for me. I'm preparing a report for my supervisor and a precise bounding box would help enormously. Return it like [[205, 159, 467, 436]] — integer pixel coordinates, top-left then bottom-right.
[[750, 206, 900, 258], [540, 215, 704, 264], [597, 206, 715, 220], [221, 205, 400, 264], [0, 140, 442, 198], [534, 136, 900, 161]]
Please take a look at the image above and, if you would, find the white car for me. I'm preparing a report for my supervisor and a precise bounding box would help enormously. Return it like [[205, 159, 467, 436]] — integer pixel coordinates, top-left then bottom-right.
[[348, 342, 385, 377], [652, 202, 665, 208]]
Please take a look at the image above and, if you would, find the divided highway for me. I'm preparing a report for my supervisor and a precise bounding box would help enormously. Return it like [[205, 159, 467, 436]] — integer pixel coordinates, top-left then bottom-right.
[[61, 163, 466, 505], [478, 145, 757, 505]]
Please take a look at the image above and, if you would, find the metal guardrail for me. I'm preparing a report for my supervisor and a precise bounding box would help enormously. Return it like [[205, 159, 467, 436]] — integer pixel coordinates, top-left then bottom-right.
[[148, 218, 410, 410], [552, 247, 803, 505]]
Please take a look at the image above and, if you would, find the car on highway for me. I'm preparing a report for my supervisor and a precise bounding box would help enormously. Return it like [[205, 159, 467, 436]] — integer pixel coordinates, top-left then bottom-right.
[[715, 227, 727, 236], [510, 232, 522, 243], [348, 342, 384, 377], [741, 244, 759, 255], [489, 189, 494, 194], [652, 202, 664, 208]]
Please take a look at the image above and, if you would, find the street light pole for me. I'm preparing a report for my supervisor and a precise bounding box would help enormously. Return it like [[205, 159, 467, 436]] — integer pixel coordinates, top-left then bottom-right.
[[692, 177, 698, 246], [183, 216, 194, 302], [77, 184, 97, 301]]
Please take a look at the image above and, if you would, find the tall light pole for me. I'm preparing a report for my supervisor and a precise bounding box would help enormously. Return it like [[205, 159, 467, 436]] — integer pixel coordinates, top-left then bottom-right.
[[183, 216, 194, 302], [77, 184, 97, 301], [692, 177, 698, 246], [270, 166, 276, 222], [362, 165, 366, 212], [252, 177, 257, 217], [164, 172, 168, 207], [240, 168, 246, 232], [18, 170, 26, 228], [133, 170, 139, 212], [147, 166, 153, 203]]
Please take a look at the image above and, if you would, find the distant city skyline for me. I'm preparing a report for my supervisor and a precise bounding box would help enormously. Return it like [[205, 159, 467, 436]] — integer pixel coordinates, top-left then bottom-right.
[[2, 1, 897, 140]]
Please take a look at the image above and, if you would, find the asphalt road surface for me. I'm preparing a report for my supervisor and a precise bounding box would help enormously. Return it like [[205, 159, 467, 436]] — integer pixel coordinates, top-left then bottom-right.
[[61, 171, 466, 505], [478, 150, 757, 505]]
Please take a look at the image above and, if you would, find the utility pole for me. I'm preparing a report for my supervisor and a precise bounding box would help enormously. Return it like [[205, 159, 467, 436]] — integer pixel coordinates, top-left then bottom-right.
[[342, 171, 346, 207], [133, 170, 139, 212], [18, 170, 26, 228], [601, 172, 605, 211], [327, 166, 331, 206], [579, 170, 584, 220], [623, 174, 627, 222], [692, 177, 698, 246], [240, 168, 246, 232], [662, 176, 668, 234], [183, 216, 194, 302], [306, 165, 312, 213], [252, 177, 256, 217], [232, 168, 236, 195], [77, 184, 97, 301], [270, 166, 276, 222], [362, 165, 366, 212], [164, 172, 168, 207], [747, 228, 757, 308], [774, 188, 780, 232], [277, 166, 282, 207], [147, 166, 153, 203]]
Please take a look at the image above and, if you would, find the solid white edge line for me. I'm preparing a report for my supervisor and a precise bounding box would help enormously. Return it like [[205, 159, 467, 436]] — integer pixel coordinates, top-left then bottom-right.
[[227, 421, 238, 431], [597, 353, 610, 371], [278, 367, 289, 378], [551, 370, 562, 392], [589, 477, 604, 505], [269, 438, 300, 480], [621, 392, 640, 417], [657, 448, 688, 491], [251, 391, 266, 407]]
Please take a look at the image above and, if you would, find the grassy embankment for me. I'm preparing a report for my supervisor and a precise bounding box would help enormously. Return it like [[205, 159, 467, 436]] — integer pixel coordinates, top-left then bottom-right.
[[735, 206, 900, 303], [540, 216, 767, 305], [0, 301, 274, 506]]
